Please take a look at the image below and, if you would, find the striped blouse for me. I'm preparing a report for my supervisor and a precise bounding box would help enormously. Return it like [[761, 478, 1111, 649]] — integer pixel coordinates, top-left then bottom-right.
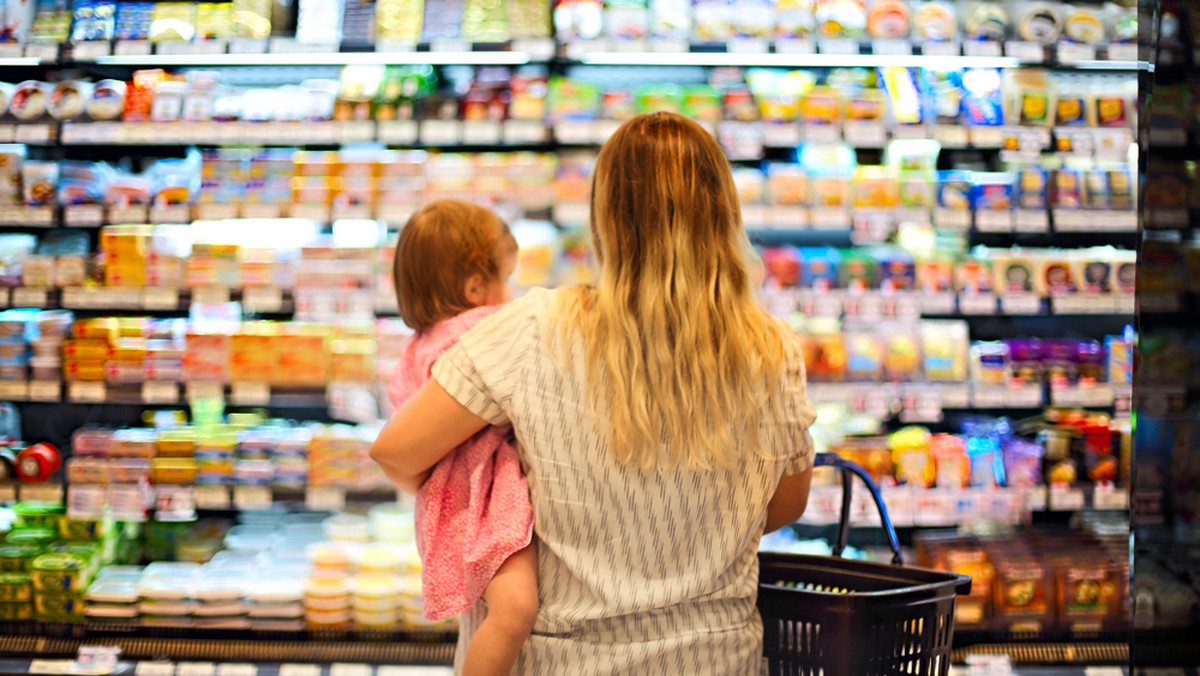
[[431, 287, 816, 675]]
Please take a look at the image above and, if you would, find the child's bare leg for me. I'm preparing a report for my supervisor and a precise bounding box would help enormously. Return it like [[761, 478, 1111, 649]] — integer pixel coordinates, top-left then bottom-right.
[[461, 544, 538, 676]]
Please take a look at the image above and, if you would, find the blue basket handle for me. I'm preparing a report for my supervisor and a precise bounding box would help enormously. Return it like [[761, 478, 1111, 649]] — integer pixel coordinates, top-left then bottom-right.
[[813, 453, 904, 566]]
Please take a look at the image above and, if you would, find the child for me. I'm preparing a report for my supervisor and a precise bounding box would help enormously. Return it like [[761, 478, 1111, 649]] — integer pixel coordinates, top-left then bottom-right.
[[389, 199, 536, 676]]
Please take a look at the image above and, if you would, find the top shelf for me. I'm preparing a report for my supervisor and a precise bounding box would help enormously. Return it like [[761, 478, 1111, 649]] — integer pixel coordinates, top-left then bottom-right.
[[0, 37, 1144, 70]]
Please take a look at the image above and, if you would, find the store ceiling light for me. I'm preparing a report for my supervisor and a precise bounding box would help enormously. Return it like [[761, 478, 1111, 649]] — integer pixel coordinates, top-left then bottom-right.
[[579, 52, 1020, 69], [93, 50, 532, 67]]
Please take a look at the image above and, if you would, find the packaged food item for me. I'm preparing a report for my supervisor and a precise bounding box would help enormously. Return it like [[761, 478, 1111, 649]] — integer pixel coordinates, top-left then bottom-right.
[[1014, 166, 1047, 209], [866, 0, 908, 38], [71, 0, 115, 40], [961, 68, 1003, 126], [930, 433, 969, 488], [1016, 2, 1062, 43], [963, 2, 1008, 41], [913, 1, 955, 41], [919, 320, 968, 382], [882, 328, 921, 381], [1034, 253, 1075, 296], [1052, 168, 1082, 209], [937, 170, 972, 209], [775, 0, 814, 38], [1063, 7, 1103, 44], [693, 0, 733, 42], [963, 419, 1005, 487], [814, 0, 866, 37], [890, 426, 934, 487], [149, 2, 196, 41], [972, 173, 1012, 210], [799, 247, 840, 290], [10, 81, 48, 121], [970, 341, 1009, 386], [1005, 338, 1044, 385], [1003, 439, 1043, 488], [845, 331, 884, 381]]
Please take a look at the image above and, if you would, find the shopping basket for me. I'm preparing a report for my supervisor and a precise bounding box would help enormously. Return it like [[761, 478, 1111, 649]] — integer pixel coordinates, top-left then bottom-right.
[[758, 453, 972, 676]]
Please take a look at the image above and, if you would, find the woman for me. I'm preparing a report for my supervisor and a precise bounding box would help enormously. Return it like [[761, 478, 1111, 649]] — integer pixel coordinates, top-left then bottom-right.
[[370, 111, 816, 675]]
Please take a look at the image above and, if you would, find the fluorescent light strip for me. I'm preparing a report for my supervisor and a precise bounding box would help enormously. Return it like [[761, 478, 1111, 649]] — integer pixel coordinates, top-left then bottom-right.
[[94, 50, 531, 66], [0, 57, 43, 66], [581, 51, 1022, 69], [1071, 59, 1146, 71]]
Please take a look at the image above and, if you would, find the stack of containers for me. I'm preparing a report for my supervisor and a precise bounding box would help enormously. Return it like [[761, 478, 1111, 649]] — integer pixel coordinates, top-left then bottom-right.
[[64, 318, 117, 383], [183, 328, 231, 383], [271, 426, 311, 488], [233, 427, 275, 488], [85, 565, 143, 625], [33, 311, 73, 382], [137, 562, 198, 627], [276, 324, 329, 387], [0, 310, 34, 384], [331, 326, 376, 383], [187, 241, 240, 290], [195, 426, 238, 486], [292, 151, 338, 215], [375, 151, 426, 223], [100, 225, 151, 288]]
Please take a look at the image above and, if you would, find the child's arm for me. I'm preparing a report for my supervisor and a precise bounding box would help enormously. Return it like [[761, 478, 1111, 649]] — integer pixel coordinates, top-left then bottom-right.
[[369, 378, 490, 491]]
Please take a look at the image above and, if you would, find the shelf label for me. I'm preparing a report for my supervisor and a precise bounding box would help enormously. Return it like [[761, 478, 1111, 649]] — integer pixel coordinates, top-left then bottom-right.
[[194, 485, 230, 510], [419, 119, 462, 146], [554, 120, 592, 145], [1000, 294, 1041, 315], [933, 208, 970, 231], [972, 386, 1006, 408], [809, 207, 848, 229], [193, 287, 231, 305], [11, 288, 47, 308], [378, 119, 418, 145], [1056, 42, 1096, 64], [30, 661, 77, 675], [72, 41, 112, 59], [843, 121, 886, 147], [920, 291, 957, 315], [968, 126, 1004, 148], [0, 485, 17, 503], [232, 487, 271, 510], [1004, 384, 1043, 408], [196, 204, 239, 220], [28, 380, 61, 402], [242, 287, 284, 314], [0, 380, 27, 401], [1092, 485, 1129, 511], [142, 287, 180, 311], [230, 382, 270, 406], [923, 40, 959, 57], [503, 120, 548, 144], [1012, 209, 1049, 233], [305, 486, 346, 511], [109, 206, 148, 223], [932, 124, 968, 148], [155, 485, 196, 521], [774, 38, 814, 54], [15, 124, 53, 144], [20, 484, 63, 503], [462, 119, 502, 145], [958, 292, 997, 315], [964, 40, 1002, 57], [64, 204, 104, 226], [150, 204, 191, 224], [871, 38, 911, 55], [767, 206, 807, 228], [330, 665, 372, 676], [1049, 485, 1086, 511], [69, 381, 106, 403], [1005, 40, 1044, 61], [817, 38, 857, 55], [761, 122, 801, 147], [187, 382, 224, 402], [1107, 43, 1138, 61], [142, 381, 179, 405], [279, 667, 320, 676], [802, 123, 840, 145], [229, 38, 268, 54], [975, 209, 1012, 232], [289, 203, 329, 221]]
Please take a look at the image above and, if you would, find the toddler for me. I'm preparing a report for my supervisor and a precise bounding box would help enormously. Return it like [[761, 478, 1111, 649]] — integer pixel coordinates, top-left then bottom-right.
[[389, 199, 536, 676]]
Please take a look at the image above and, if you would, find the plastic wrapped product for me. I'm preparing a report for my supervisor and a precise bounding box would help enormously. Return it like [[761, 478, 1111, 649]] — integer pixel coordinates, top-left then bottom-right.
[[9, 81, 48, 121], [1016, 2, 1062, 44], [913, 1, 955, 41]]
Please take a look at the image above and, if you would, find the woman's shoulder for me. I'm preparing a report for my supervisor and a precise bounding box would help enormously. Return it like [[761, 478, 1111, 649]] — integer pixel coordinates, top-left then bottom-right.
[[458, 287, 560, 344]]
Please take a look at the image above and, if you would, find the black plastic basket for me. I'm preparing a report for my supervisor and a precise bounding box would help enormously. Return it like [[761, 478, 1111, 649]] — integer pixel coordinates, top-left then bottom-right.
[[758, 454, 972, 676]]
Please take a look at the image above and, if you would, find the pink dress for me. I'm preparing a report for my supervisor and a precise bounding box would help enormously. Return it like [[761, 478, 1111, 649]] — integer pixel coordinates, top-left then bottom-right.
[[388, 305, 534, 621]]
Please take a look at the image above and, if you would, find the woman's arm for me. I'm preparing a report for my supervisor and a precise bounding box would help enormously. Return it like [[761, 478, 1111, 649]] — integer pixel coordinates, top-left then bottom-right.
[[369, 379, 491, 495], [764, 466, 813, 533]]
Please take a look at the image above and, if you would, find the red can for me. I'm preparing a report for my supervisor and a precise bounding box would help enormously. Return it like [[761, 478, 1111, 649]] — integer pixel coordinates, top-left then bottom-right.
[[16, 443, 62, 483]]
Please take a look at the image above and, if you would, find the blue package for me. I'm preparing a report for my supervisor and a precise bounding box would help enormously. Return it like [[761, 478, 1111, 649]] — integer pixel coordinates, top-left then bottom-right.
[[1015, 166, 1048, 209], [961, 68, 1003, 126], [922, 68, 964, 124], [971, 172, 1013, 210], [798, 247, 841, 291], [937, 170, 973, 209]]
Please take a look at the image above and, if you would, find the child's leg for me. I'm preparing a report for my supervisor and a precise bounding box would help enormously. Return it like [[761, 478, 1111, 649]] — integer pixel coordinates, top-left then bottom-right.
[[460, 544, 538, 676]]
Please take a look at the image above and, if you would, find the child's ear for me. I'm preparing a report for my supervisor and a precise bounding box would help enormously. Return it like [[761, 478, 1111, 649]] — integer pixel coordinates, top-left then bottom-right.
[[463, 273, 486, 306]]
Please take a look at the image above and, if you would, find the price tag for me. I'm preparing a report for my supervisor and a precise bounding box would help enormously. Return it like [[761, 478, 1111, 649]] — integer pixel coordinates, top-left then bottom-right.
[[72, 41, 112, 59], [142, 287, 179, 311], [1012, 209, 1049, 233], [1056, 42, 1096, 64], [811, 294, 842, 318], [109, 205, 148, 223], [193, 287, 231, 305], [900, 387, 943, 423], [871, 38, 911, 55], [228, 38, 267, 53], [923, 40, 959, 56], [20, 483, 63, 503], [1000, 294, 1041, 315], [958, 292, 996, 315], [155, 485, 196, 521], [1106, 43, 1138, 61], [503, 120, 548, 144], [554, 120, 592, 145], [773, 37, 813, 53], [113, 39, 152, 55], [761, 122, 801, 147], [142, 381, 179, 404], [306, 486, 346, 511], [932, 124, 968, 148], [195, 203, 238, 221], [279, 667, 320, 676], [1092, 485, 1129, 511], [972, 386, 1006, 408], [818, 38, 857, 55], [612, 38, 646, 52], [968, 127, 1004, 148], [28, 380, 61, 402], [1005, 40, 1044, 61], [648, 38, 687, 53], [739, 205, 767, 229], [242, 287, 283, 314], [286, 203, 326, 221], [0, 485, 17, 503], [0, 125, 12, 143], [843, 121, 886, 147], [803, 124, 841, 144], [338, 120, 375, 144], [975, 209, 1012, 232], [150, 204, 191, 224], [30, 661, 77, 674], [420, 119, 462, 145], [15, 124, 53, 144], [920, 292, 957, 315], [0, 43, 21, 57], [964, 40, 1002, 57], [461, 120, 502, 145], [1005, 384, 1043, 408], [69, 381, 106, 403], [1113, 293, 1135, 315], [137, 660, 177, 675], [230, 381, 270, 406], [24, 43, 59, 60], [0, 380, 27, 401], [1049, 485, 1086, 511], [194, 485, 230, 510], [330, 666, 372, 676], [932, 208, 970, 231], [915, 490, 959, 526], [187, 382, 224, 402], [729, 37, 768, 54], [232, 487, 271, 510], [21, 206, 55, 226], [809, 207, 848, 229], [768, 206, 807, 228], [933, 384, 968, 410], [63, 204, 104, 226], [378, 119, 419, 145], [844, 292, 883, 322]]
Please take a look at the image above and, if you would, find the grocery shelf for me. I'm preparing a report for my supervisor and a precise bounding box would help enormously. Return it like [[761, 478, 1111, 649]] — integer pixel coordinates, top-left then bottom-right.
[[0, 637, 455, 666]]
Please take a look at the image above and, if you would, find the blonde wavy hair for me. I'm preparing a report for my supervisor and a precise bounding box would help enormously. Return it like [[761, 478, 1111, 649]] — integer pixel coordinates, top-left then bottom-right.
[[554, 112, 789, 471]]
